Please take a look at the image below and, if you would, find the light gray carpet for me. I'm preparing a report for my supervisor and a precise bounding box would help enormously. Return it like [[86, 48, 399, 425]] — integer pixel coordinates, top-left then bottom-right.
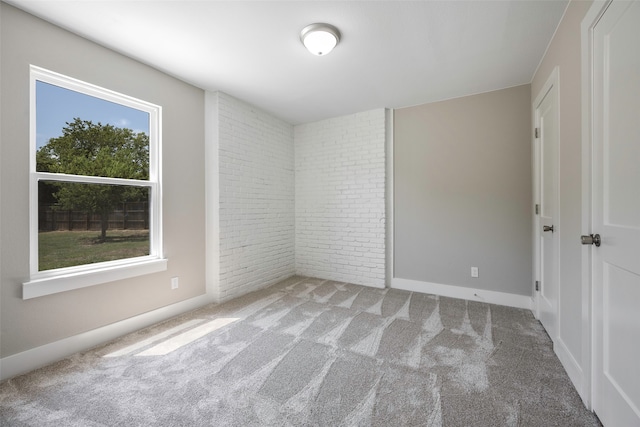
[[1, 276, 601, 426]]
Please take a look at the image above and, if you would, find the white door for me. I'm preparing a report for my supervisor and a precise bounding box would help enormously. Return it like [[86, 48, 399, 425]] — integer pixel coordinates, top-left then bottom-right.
[[535, 71, 560, 342], [592, 1, 640, 425]]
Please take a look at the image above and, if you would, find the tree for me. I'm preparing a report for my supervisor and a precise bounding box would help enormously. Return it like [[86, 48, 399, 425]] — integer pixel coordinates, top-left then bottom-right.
[[37, 118, 149, 242]]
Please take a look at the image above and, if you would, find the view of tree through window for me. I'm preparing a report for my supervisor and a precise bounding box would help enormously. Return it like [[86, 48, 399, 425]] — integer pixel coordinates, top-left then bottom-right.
[[35, 79, 153, 272]]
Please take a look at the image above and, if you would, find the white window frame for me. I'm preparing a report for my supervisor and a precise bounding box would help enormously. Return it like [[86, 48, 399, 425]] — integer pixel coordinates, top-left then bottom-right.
[[23, 65, 166, 299]]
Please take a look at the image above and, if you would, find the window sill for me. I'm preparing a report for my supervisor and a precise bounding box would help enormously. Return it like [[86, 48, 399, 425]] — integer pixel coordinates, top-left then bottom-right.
[[22, 258, 168, 299]]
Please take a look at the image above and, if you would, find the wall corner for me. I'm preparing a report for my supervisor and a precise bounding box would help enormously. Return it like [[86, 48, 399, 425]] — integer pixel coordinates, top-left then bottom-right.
[[204, 91, 221, 302]]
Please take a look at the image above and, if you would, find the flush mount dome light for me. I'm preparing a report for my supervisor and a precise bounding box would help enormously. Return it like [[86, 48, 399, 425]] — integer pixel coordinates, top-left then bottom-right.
[[300, 23, 341, 56]]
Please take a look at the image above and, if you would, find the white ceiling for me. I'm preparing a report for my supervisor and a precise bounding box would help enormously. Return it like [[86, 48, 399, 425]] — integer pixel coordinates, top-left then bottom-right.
[[7, 0, 569, 125]]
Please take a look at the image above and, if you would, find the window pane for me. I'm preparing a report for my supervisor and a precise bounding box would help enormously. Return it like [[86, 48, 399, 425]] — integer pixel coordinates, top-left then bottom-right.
[[38, 181, 150, 271], [35, 81, 150, 180]]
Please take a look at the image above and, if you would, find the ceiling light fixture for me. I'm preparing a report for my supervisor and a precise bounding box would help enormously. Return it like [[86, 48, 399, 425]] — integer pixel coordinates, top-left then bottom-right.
[[300, 23, 341, 56]]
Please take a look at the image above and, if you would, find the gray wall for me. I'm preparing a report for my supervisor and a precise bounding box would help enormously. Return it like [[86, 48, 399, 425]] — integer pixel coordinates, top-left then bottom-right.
[[394, 85, 532, 296], [0, 4, 205, 358]]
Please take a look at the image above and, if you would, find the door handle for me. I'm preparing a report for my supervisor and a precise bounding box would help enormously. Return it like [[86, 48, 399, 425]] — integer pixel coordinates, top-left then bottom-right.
[[581, 234, 601, 247], [543, 225, 554, 233]]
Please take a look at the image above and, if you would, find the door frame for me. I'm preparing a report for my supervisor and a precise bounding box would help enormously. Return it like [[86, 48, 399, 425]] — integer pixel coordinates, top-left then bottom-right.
[[580, 0, 611, 411], [532, 66, 560, 323]]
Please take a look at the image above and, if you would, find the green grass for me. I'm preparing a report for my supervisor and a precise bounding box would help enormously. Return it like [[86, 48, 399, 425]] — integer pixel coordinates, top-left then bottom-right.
[[39, 230, 149, 271]]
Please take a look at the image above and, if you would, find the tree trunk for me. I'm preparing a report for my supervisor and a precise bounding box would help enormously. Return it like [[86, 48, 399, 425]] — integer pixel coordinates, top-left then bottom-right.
[[100, 212, 109, 242]]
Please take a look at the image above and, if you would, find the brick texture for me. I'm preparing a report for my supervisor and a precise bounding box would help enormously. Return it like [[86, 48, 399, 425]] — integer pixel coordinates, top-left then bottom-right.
[[217, 93, 295, 300], [294, 109, 387, 286]]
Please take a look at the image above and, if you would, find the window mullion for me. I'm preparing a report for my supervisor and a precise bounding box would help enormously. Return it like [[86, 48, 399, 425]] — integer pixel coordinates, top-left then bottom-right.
[[35, 172, 152, 187]]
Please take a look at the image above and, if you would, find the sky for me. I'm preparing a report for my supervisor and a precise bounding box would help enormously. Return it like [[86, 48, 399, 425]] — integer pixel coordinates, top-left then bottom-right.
[[36, 81, 150, 149]]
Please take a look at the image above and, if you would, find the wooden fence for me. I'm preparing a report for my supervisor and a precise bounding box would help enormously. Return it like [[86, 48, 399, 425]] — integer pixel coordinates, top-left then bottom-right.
[[39, 202, 149, 231]]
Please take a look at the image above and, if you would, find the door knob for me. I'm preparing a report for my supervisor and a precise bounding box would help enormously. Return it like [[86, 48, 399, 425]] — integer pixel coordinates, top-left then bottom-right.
[[581, 234, 601, 247], [543, 225, 554, 233]]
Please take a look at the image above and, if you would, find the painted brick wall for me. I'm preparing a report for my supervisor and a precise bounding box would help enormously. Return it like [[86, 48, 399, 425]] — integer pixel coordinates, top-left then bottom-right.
[[294, 109, 387, 287], [217, 93, 295, 301]]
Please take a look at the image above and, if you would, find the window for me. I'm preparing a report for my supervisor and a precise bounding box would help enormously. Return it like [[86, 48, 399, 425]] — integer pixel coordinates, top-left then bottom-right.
[[24, 66, 166, 299]]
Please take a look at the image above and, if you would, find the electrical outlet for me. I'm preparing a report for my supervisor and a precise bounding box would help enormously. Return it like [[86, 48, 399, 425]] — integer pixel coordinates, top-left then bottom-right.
[[471, 267, 479, 278], [171, 277, 179, 290]]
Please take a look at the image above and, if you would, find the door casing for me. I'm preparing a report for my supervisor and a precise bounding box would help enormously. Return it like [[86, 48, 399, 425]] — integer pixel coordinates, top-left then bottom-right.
[[533, 67, 560, 336], [580, 0, 611, 411]]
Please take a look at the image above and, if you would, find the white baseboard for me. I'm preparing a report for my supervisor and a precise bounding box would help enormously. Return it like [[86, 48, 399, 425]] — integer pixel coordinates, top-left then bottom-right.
[[391, 277, 533, 310], [0, 293, 215, 381], [555, 337, 588, 405]]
